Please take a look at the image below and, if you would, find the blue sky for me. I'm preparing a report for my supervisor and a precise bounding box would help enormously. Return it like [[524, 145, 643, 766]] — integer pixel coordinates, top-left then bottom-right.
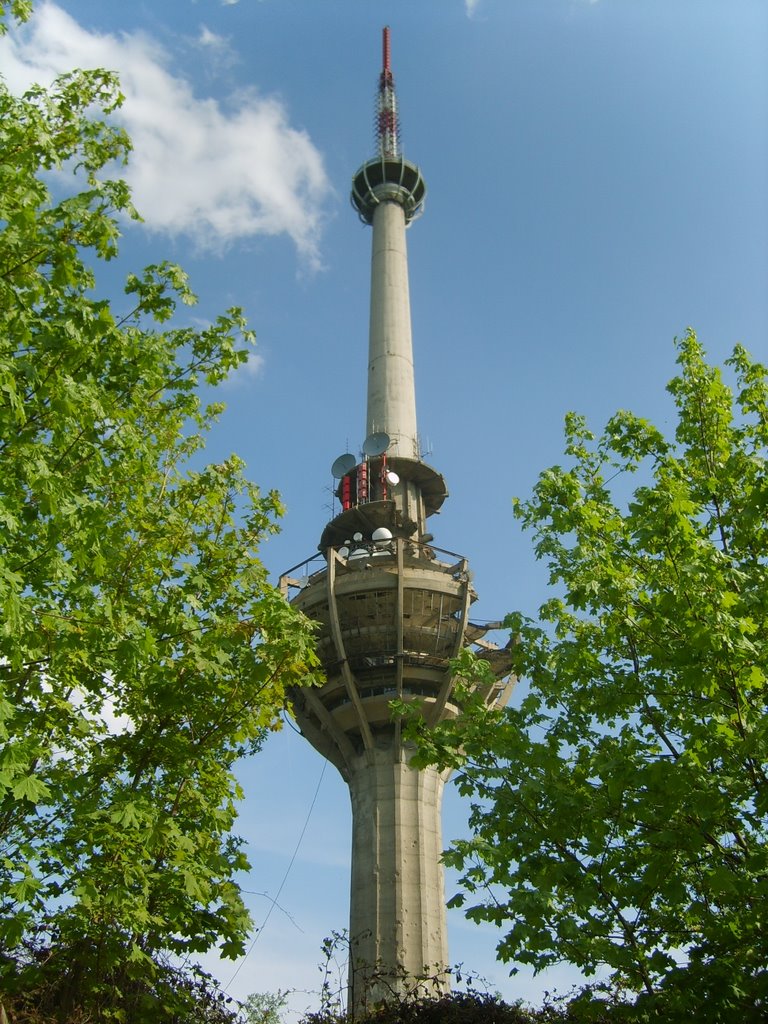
[[3, 0, 767, 1018]]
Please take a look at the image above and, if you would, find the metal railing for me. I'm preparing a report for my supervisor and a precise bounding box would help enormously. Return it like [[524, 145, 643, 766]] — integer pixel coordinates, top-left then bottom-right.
[[280, 538, 470, 597]]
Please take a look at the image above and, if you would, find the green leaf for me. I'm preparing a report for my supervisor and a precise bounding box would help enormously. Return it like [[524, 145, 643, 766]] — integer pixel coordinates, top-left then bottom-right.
[[11, 775, 51, 803]]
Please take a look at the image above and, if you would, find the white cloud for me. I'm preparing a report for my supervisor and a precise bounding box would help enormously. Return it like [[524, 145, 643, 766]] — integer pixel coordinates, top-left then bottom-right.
[[198, 24, 227, 49], [225, 351, 266, 386], [0, 2, 331, 267], [97, 695, 136, 736], [241, 351, 266, 378], [66, 676, 135, 737], [194, 23, 238, 74], [465, 0, 481, 17]]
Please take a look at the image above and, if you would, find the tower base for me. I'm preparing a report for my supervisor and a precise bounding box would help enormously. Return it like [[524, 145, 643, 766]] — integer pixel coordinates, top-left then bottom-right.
[[348, 746, 450, 1014]]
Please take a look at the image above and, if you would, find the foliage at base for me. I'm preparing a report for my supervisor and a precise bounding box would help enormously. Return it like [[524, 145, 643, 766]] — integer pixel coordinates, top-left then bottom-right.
[[298, 985, 766, 1024], [299, 991, 570, 1024], [0, 943, 238, 1024]]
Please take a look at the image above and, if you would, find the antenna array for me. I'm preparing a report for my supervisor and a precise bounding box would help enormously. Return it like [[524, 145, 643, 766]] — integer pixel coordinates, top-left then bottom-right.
[[377, 26, 399, 158]]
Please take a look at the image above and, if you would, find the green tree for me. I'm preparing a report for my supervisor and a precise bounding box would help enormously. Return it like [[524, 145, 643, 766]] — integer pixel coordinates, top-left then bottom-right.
[[242, 990, 290, 1024], [410, 333, 767, 1020], [0, 6, 317, 1019]]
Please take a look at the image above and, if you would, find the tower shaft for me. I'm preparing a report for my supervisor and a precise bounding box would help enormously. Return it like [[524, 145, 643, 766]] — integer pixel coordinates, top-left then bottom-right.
[[349, 754, 449, 1006], [367, 199, 418, 459]]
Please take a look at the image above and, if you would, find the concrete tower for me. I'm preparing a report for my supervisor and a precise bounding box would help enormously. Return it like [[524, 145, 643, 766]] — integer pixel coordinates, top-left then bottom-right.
[[281, 28, 513, 1013]]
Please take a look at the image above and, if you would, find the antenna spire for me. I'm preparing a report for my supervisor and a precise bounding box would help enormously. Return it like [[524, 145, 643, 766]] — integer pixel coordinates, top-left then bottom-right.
[[377, 26, 399, 158]]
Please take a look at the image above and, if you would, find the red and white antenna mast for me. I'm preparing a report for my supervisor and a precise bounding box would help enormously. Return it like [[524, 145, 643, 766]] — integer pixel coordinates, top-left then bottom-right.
[[377, 26, 399, 158]]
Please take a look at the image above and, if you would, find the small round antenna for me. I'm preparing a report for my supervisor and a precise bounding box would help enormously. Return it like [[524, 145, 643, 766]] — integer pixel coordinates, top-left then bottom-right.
[[362, 431, 391, 457], [331, 453, 357, 479]]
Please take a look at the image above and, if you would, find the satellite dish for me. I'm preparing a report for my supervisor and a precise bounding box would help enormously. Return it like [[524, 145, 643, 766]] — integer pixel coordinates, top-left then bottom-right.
[[353, 532, 364, 542], [386, 471, 400, 485], [372, 527, 393, 542], [362, 431, 391, 457], [331, 453, 357, 479]]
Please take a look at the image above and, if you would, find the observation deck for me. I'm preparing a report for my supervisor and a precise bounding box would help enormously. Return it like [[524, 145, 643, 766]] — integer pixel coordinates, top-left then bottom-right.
[[351, 155, 426, 225], [281, 538, 513, 779]]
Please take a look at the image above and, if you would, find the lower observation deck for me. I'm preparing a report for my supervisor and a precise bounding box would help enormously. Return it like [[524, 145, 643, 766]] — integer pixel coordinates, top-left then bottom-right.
[[281, 538, 513, 778]]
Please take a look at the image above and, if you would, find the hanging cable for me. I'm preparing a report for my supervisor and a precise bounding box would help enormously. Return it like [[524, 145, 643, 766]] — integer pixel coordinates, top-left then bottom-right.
[[225, 759, 328, 988]]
